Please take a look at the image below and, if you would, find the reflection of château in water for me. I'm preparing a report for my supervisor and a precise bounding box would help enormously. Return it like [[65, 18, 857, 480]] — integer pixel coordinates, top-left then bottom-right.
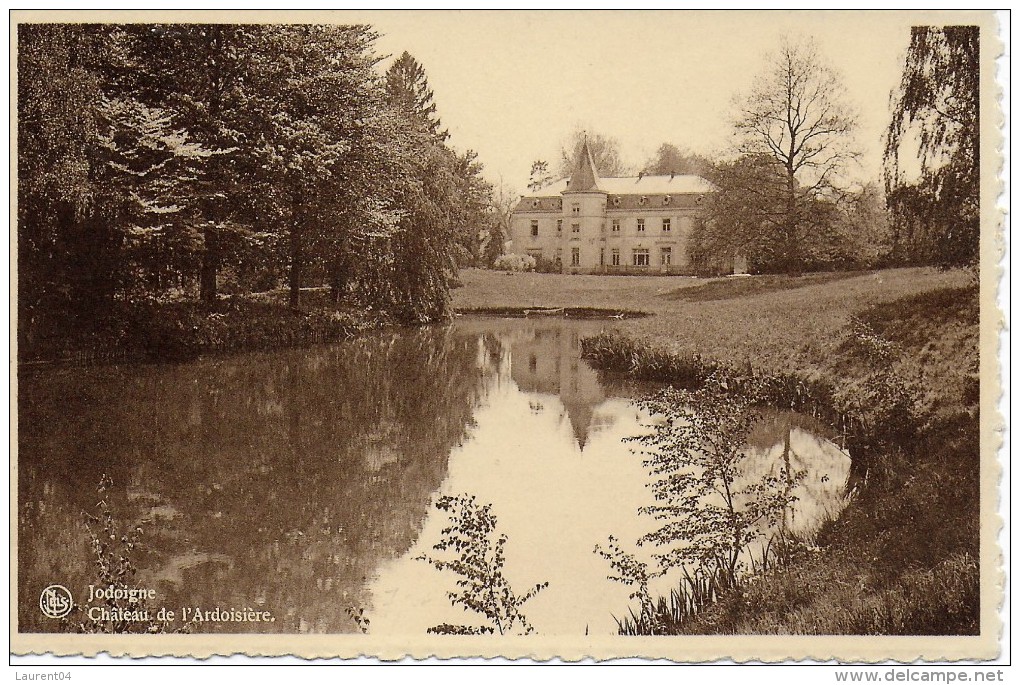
[[466, 318, 615, 450]]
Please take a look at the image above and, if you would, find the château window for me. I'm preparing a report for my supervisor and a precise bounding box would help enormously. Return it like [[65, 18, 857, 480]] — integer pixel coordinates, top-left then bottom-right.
[[530, 220, 539, 237], [571, 247, 580, 266], [611, 249, 621, 266], [611, 219, 621, 232], [557, 219, 563, 233], [572, 223, 580, 233], [662, 218, 671, 232], [660, 247, 672, 266], [637, 219, 645, 232], [632, 249, 650, 267], [571, 203, 581, 215]]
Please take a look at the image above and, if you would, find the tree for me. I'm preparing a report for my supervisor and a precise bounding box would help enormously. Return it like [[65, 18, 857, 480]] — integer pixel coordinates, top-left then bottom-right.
[[95, 96, 222, 294], [695, 155, 788, 273], [447, 149, 494, 267], [528, 160, 554, 192], [385, 53, 495, 277], [18, 25, 218, 312], [128, 24, 254, 303], [837, 182, 894, 268], [558, 128, 627, 177], [733, 37, 858, 273], [884, 26, 979, 268], [386, 51, 447, 141], [18, 24, 127, 320], [245, 25, 391, 309], [642, 143, 713, 177], [483, 179, 518, 265], [697, 155, 860, 273]]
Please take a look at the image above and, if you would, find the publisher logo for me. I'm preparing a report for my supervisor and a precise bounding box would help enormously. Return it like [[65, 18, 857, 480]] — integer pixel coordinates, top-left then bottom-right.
[[39, 585, 73, 619]]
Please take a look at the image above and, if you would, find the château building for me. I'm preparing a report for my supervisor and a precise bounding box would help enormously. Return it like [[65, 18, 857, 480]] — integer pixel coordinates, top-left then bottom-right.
[[508, 140, 741, 274]]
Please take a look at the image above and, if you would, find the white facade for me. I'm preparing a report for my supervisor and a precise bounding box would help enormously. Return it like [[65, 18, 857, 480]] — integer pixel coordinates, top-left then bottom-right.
[[508, 143, 721, 274]]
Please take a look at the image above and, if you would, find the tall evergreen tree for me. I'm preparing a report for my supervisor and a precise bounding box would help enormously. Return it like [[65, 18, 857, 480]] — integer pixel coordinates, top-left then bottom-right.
[[18, 25, 216, 314], [386, 51, 448, 141], [129, 24, 255, 303], [245, 24, 391, 309]]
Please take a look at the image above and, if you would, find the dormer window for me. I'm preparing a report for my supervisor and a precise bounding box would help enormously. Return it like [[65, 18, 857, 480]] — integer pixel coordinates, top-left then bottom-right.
[[663, 195, 672, 206], [532, 199, 540, 209], [612, 197, 621, 207], [639, 196, 648, 205]]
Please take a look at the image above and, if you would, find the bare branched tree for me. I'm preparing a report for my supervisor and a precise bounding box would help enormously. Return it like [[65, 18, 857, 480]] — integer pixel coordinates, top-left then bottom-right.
[[734, 37, 859, 273], [558, 127, 628, 178]]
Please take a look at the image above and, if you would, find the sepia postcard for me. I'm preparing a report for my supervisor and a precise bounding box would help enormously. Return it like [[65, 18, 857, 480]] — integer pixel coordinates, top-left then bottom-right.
[[10, 9, 1007, 663]]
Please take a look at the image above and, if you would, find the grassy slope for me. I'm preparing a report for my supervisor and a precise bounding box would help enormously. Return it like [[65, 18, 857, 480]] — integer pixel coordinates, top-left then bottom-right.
[[453, 267, 980, 634], [455, 268, 974, 406]]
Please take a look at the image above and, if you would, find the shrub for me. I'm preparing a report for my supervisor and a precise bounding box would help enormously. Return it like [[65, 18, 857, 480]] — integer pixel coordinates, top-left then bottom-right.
[[417, 494, 548, 635], [492, 253, 536, 273], [533, 255, 561, 273], [633, 379, 801, 584]]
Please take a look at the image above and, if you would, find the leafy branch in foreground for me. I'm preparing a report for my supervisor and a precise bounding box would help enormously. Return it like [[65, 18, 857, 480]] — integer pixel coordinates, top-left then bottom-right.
[[417, 494, 548, 635], [599, 376, 807, 633], [632, 377, 801, 584], [61, 474, 189, 634]]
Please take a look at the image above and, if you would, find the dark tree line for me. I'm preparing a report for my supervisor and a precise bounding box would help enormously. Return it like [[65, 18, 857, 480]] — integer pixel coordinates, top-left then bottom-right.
[[18, 25, 501, 342]]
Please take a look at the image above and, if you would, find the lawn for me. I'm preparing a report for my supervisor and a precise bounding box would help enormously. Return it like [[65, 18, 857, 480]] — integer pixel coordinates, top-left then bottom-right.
[[453, 267, 976, 413]]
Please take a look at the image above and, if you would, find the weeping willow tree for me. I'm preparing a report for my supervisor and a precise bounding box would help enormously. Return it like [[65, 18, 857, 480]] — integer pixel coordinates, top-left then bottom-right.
[[884, 26, 980, 268]]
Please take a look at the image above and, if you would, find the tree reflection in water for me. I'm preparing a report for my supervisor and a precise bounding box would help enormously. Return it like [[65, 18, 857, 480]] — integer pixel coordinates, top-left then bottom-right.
[[19, 326, 488, 633]]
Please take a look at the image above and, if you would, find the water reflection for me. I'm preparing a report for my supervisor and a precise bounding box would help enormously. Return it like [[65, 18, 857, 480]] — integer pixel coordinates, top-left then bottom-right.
[[18, 317, 851, 636], [19, 328, 486, 634]]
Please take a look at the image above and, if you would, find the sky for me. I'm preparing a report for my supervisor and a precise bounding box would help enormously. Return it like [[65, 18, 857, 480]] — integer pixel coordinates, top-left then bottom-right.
[[331, 10, 940, 194]]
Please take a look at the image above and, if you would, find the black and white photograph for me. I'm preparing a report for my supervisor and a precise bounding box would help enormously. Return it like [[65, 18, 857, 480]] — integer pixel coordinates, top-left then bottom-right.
[[10, 9, 1006, 666]]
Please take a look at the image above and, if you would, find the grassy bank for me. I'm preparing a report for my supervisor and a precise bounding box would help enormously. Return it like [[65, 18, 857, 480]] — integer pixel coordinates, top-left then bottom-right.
[[19, 289, 392, 364], [453, 267, 980, 634]]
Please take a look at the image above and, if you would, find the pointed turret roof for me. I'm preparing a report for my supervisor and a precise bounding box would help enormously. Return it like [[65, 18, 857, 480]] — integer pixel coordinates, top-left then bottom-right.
[[561, 398, 594, 451], [564, 139, 603, 193]]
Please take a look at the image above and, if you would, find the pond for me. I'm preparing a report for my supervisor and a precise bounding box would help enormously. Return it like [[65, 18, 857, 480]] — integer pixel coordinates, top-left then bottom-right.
[[17, 316, 851, 635]]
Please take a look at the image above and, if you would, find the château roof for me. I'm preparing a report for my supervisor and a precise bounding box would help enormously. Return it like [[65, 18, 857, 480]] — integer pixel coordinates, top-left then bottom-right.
[[564, 140, 602, 193], [527, 174, 715, 198]]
